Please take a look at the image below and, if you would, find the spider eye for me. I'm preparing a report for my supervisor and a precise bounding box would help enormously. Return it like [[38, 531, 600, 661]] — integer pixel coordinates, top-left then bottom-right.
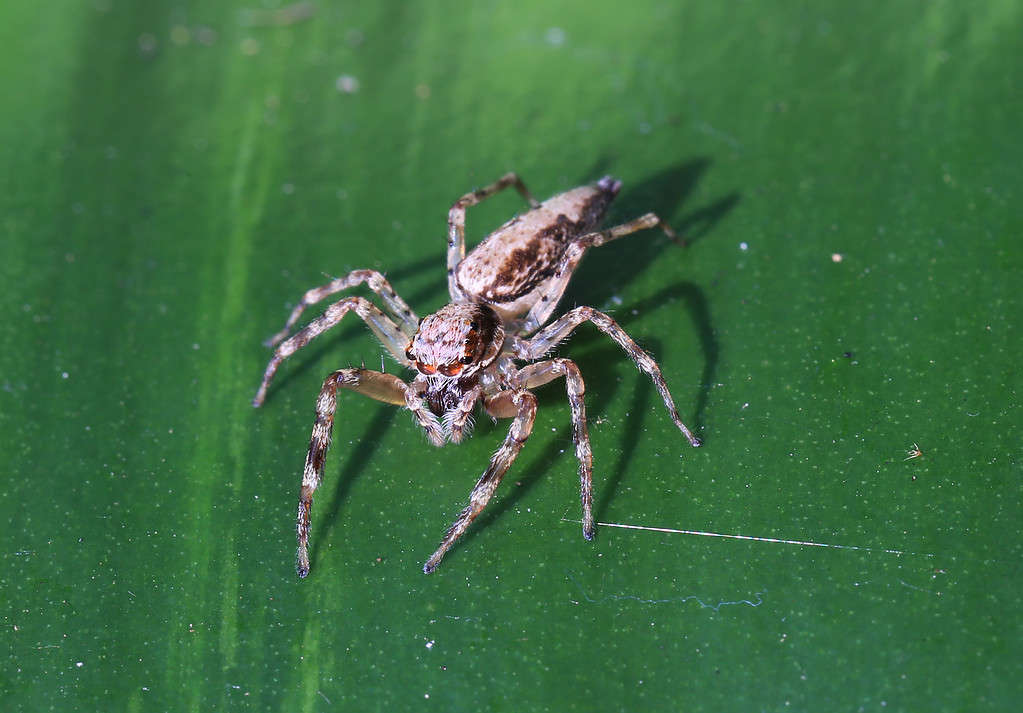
[[405, 344, 414, 361], [460, 354, 474, 365], [438, 363, 463, 377]]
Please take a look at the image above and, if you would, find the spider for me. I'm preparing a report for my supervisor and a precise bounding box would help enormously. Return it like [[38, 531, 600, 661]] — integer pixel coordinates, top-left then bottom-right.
[[253, 173, 702, 578]]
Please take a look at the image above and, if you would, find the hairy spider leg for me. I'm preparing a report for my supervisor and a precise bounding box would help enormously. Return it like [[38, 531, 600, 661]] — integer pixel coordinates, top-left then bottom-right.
[[519, 359, 595, 539], [253, 296, 411, 407], [447, 172, 540, 302], [263, 269, 419, 348], [516, 306, 702, 448], [297, 368, 408, 578], [518, 212, 679, 334], [423, 390, 538, 573]]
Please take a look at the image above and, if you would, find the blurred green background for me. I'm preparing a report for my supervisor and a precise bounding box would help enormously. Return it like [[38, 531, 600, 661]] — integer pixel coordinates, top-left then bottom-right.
[[2, 1, 1020, 710]]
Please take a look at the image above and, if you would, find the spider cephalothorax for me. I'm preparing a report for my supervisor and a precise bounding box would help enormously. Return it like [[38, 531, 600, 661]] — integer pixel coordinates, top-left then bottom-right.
[[254, 173, 701, 578], [407, 303, 504, 427], [406, 303, 504, 380]]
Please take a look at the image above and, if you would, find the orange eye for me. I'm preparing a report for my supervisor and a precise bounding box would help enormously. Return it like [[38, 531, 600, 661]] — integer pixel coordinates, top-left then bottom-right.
[[438, 363, 463, 377], [417, 362, 437, 375]]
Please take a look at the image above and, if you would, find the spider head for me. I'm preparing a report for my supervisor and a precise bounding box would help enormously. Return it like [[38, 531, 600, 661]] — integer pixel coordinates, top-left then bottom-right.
[[406, 303, 504, 379]]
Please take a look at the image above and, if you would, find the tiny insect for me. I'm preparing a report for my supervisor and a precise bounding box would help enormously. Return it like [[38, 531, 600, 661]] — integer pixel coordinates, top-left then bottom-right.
[[905, 443, 923, 460], [253, 173, 702, 577]]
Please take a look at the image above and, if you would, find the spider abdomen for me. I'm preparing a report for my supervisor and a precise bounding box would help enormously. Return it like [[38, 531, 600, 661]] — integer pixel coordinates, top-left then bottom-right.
[[455, 180, 619, 312]]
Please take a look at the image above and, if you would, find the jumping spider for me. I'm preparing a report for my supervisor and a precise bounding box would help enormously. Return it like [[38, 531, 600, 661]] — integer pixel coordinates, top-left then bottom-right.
[[253, 173, 702, 577]]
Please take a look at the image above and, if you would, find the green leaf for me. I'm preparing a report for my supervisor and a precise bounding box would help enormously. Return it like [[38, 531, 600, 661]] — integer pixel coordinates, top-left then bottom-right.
[[2, 1, 1020, 710]]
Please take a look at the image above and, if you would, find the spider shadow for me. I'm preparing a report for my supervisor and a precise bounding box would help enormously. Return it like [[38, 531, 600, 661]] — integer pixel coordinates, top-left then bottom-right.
[[594, 282, 717, 519], [619, 281, 717, 444], [307, 405, 399, 574], [565, 157, 740, 309]]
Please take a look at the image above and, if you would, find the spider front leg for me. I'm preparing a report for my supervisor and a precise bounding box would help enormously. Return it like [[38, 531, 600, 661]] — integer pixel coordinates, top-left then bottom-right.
[[423, 390, 538, 573], [253, 296, 411, 407], [447, 172, 539, 301], [516, 306, 702, 448], [297, 368, 409, 578], [519, 212, 679, 333], [264, 269, 419, 348]]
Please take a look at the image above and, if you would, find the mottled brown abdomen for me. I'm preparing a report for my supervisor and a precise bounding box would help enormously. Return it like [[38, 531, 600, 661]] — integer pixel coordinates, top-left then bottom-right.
[[455, 180, 619, 312]]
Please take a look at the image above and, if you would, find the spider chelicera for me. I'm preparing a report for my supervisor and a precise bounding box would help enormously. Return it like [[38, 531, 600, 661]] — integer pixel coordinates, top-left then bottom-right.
[[253, 173, 702, 577]]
